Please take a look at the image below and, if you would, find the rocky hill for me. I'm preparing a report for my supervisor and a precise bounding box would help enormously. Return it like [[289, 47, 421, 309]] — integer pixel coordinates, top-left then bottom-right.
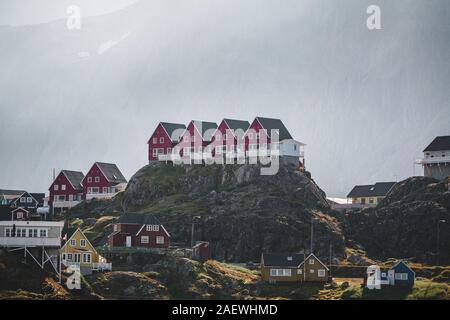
[[70, 160, 346, 262], [343, 176, 450, 264]]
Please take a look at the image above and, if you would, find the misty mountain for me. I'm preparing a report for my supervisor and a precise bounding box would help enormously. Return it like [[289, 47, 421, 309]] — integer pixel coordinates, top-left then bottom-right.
[[0, 0, 449, 196]]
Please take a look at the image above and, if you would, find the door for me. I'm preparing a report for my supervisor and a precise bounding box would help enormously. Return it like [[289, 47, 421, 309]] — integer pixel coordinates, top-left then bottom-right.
[[74, 253, 81, 263], [126, 236, 132, 247]]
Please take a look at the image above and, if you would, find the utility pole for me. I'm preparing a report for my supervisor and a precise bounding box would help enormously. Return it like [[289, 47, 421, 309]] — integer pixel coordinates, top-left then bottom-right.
[[437, 219, 446, 266], [310, 217, 314, 254], [191, 216, 201, 248], [329, 242, 332, 278]]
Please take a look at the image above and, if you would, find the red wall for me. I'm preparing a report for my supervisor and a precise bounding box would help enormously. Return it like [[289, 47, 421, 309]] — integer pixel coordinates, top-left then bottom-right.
[[49, 172, 82, 204], [82, 163, 112, 196], [109, 223, 170, 248], [134, 225, 170, 248], [148, 123, 176, 161], [244, 118, 270, 151]]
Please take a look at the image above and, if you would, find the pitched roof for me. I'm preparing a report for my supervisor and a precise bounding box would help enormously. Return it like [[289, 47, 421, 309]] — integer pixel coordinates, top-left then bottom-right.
[[223, 119, 250, 133], [116, 212, 162, 225], [423, 136, 450, 152], [30, 193, 45, 205], [160, 122, 187, 142], [255, 117, 293, 140], [261, 253, 304, 267], [0, 189, 26, 201], [61, 170, 84, 190], [95, 162, 127, 184], [191, 120, 218, 141], [347, 182, 397, 198]]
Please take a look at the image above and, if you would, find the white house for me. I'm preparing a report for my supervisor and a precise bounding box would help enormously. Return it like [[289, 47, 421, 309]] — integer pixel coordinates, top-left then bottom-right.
[[416, 136, 450, 180]]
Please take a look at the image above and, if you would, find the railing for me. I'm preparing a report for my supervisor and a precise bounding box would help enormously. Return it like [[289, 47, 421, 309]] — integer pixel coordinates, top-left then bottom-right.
[[416, 156, 450, 164], [92, 262, 112, 271], [52, 200, 81, 208], [0, 236, 61, 247], [62, 260, 112, 271], [85, 193, 117, 200]]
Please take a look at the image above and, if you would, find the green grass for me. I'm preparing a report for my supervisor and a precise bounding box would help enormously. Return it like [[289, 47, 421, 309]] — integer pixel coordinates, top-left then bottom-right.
[[341, 279, 448, 300]]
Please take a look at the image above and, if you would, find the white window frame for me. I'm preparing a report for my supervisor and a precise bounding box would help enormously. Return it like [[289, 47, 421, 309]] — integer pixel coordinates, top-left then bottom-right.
[[309, 259, 314, 265], [141, 236, 149, 244], [82, 253, 91, 263], [95, 176, 100, 183], [87, 177, 92, 183], [156, 236, 164, 244], [270, 269, 292, 277], [20, 197, 26, 203], [80, 239, 86, 247], [54, 185, 59, 191], [160, 137, 164, 144], [70, 239, 76, 246], [27, 197, 32, 203], [318, 269, 326, 277], [61, 185, 66, 191], [153, 225, 160, 231], [153, 137, 158, 144], [16, 212, 23, 219]]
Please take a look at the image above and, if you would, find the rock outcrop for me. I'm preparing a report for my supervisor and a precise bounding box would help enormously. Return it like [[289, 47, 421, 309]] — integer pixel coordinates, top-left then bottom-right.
[[343, 176, 450, 264], [81, 160, 346, 262]]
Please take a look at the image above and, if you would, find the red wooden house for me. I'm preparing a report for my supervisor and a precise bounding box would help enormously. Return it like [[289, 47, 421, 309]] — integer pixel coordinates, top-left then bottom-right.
[[148, 122, 186, 162], [49, 170, 84, 211], [192, 241, 212, 261], [178, 120, 217, 159], [82, 162, 127, 200], [108, 212, 170, 248], [209, 119, 250, 158]]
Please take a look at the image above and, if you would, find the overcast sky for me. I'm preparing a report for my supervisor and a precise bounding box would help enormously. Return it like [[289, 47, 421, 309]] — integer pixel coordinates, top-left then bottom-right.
[[0, 0, 449, 197]]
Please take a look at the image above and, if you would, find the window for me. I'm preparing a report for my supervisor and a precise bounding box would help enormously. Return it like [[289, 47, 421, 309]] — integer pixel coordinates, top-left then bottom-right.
[[309, 259, 314, 265], [395, 273, 408, 280], [369, 198, 374, 204], [270, 269, 291, 277], [54, 185, 59, 191], [40, 229, 47, 237], [74, 254, 81, 263], [166, 147, 172, 154], [141, 236, 149, 244], [28, 229, 33, 237], [216, 134, 222, 141], [156, 236, 164, 244], [153, 137, 158, 144], [5, 229, 11, 237], [103, 187, 108, 193], [318, 269, 326, 277], [297, 269, 302, 274], [92, 187, 99, 194], [61, 185, 66, 191], [310, 269, 315, 274], [146, 225, 152, 231], [16, 212, 23, 219], [95, 176, 100, 183], [20, 197, 26, 203], [82, 253, 91, 263], [287, 256, 293, 261], [62, 253, 66, 260], [153, 148, 158, 157], [70, 239, 76, 246], [160, 137, 164, 144], [80, 239, 86, 247], [67, 253, 73, 261], [87, 177, 92, 183], [27, 197, 32, 203], [153, 225, 160, 231], [113, 224, 118, 232], [33, 229, 38, 237]]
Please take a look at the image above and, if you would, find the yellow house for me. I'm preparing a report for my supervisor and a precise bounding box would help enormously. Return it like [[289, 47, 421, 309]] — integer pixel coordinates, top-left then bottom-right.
[[347, 182, 397, 207], [61, 228, 111, 274]]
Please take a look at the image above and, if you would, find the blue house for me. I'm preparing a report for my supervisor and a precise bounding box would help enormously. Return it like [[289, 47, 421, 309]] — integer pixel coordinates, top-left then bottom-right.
[[366, 260, 415, 289], [388, 261, 415, 287]]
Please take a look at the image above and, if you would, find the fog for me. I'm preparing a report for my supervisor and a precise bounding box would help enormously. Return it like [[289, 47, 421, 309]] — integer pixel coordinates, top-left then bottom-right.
[[0, 0, 449, 197]]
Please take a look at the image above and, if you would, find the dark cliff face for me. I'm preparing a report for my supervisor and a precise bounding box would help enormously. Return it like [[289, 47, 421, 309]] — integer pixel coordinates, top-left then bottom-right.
[[118, 160, 345, 262], [344, 176, 450, 264]]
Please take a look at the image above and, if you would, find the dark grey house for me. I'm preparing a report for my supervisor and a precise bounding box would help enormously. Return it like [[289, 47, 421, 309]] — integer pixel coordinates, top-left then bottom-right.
[[417, 136, 450, 180]]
